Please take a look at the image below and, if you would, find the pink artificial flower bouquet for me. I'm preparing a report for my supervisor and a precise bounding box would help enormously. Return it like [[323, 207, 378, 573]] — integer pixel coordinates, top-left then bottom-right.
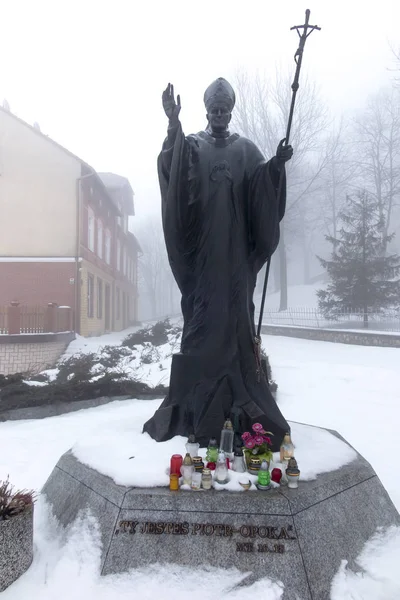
[[241, 423, 273, 465]]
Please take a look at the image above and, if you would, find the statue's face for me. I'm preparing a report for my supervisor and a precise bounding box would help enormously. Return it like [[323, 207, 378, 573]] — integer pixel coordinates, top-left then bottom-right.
[[207, 102, 231, 133]]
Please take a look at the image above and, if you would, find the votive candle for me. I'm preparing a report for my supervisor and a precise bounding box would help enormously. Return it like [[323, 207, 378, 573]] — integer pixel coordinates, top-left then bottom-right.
[[170, 454, 183, 475]]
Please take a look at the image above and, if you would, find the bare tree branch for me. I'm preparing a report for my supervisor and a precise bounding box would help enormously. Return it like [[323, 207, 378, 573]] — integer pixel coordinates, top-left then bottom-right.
[[232, 68, 331, 302]]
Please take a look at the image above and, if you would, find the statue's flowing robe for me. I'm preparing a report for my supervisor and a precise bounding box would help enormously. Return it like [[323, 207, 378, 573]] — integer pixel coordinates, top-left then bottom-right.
[[143, 123, 289, 450]]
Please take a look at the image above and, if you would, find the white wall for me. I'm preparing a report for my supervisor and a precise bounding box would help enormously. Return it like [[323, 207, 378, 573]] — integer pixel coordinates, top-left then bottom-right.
[[0, 109, 80, 256]]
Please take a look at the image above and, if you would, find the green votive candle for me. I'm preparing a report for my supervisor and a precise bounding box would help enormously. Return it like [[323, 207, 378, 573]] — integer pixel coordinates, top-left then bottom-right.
[[258, 460, 271, 487], [206, 438, 219, 463]]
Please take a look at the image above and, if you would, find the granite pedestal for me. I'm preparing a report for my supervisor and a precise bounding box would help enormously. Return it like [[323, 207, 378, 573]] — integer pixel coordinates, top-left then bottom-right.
[[42, 427, 400, 600]]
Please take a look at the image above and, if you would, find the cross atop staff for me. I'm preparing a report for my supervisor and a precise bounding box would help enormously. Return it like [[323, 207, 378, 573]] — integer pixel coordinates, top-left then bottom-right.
[[291, 9, 321, 38], [291, 10, 321, 74], [285, 9, 321, 136]]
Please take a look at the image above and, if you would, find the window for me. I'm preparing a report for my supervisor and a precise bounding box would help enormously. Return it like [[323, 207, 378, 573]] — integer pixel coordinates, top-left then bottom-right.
[[105, 229, 111, 265], [97, 278, 103, 319], [97, 220, 103, 259], [123, 247, 127, 276], [87, 274, 94, 318], [116, 287, 120, 320], [88, 208, 95, 252], [123, 215, 128, 234], [117, 239, 121, 271], [122, 292, 126, 325]]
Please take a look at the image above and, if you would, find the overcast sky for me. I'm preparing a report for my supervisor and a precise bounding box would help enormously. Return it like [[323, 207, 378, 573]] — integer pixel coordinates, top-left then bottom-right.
[[1, 0, 399, 223]]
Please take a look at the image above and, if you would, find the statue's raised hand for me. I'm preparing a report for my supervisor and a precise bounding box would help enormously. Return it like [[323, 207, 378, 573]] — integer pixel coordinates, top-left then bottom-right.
[[275, 138, 293, 168], [162, 83, 181, 124]]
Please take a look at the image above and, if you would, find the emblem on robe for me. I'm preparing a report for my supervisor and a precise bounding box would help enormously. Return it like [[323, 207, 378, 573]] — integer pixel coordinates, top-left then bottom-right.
[[210, 160, 232, 182]]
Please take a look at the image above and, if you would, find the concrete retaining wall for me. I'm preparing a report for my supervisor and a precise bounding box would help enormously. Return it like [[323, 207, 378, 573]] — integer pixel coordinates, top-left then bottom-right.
[[261, 324, 400, 348], [0, 332, 75, 375]]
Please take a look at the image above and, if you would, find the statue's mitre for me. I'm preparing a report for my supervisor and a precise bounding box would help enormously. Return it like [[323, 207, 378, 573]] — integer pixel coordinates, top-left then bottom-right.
[[204, 77, 236, 111]]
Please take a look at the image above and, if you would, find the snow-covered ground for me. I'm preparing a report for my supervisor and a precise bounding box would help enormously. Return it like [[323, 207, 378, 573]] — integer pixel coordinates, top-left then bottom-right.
[[62, 317, 182, 359], [63, 328, 140, 356], [35, 321, 182, 387], [28, 318, 189, 389], [255, 283, 321, 310], [1, 330, 400, 599]]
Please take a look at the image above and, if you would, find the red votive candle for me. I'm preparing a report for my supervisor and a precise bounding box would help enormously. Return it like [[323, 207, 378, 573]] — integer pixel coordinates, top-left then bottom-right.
[[271, 468, 282, 483], [170, 454, 183, 475]]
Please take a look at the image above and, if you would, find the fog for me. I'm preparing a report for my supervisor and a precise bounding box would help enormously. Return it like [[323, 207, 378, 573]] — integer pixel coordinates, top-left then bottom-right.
[[1, 0, 400, 319]]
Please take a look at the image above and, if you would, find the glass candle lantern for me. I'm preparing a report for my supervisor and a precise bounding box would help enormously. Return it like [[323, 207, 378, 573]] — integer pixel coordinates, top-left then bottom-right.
[[191, 471, 202, 490], [280, 432, 295, 462], [201, 468, 213, 490], [248, 457, 262, 475], [232, 448, 247, 473], [280, 459, 289, 485], [206, 438, 219, 464], [169, 474, 179, 491], [186, 434, 200, 458], [287, 472, 300, 488], [219, 419, 234, 459], [214, 451, 229, 484], [170, 454, 183, 476], [192, 456, 204, 473], [180, 453, 194, 485], [286, 457, 300, 489]]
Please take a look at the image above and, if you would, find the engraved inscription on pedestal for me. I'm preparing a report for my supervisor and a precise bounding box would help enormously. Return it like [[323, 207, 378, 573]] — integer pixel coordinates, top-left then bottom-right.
[[114, 520, 296, 554]]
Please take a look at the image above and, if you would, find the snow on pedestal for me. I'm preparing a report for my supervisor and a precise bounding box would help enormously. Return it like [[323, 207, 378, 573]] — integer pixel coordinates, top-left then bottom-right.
[[70, 420, 358, 490]]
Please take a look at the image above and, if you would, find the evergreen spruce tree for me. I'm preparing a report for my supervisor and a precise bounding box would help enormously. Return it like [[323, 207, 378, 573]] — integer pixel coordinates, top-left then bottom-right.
[[317, 189, 400, 327]]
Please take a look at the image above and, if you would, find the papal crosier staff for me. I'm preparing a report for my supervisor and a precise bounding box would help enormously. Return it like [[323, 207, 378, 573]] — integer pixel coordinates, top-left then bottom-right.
[[143, 78, 293, 451]]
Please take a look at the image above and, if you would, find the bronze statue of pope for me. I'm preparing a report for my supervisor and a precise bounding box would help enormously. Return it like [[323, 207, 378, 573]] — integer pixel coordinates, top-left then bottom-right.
[[143, 78, 293, 451]]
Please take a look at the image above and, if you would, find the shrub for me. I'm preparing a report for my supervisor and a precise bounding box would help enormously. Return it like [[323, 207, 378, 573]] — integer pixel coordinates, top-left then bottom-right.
[[56, 353, 97, 384], [98, 346, 132, 369], [140, 345, 161, 365], [0, 478, 35, 521], [0, 373, 25, 388], [122, 319, 181, 349]]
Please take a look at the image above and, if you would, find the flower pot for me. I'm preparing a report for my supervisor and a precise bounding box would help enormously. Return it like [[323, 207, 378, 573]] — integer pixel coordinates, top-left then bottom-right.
[[0, 505, 34, 592]]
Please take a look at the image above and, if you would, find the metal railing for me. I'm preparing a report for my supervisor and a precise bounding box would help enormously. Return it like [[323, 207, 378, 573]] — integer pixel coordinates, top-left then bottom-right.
[[0, 306, 7, 334], [20, 305, 46, 334], [259, 308, 400, 333], [0, 303, 74, 335]]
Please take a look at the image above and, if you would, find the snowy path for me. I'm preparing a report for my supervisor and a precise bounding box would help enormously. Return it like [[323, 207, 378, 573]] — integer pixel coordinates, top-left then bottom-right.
[[265, 336, 400, 511]]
